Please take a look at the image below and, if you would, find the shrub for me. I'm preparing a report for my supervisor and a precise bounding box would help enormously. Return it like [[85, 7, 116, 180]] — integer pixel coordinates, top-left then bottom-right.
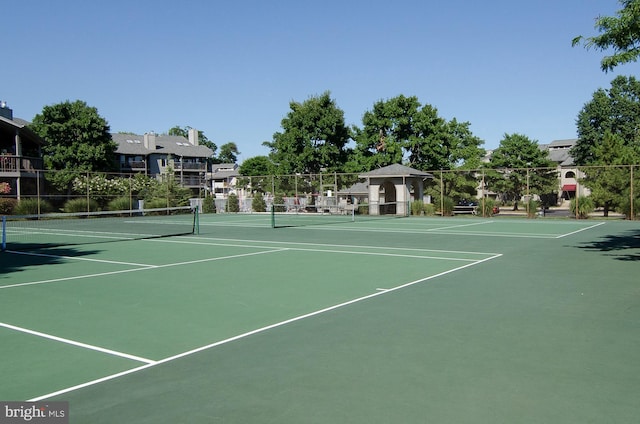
[[252, 193, 266, 212], [107, 196, 133, 211], [411, 200, 425, 216], [144, 198, 170, 209], [570, 196, 595, 219], [201, 195, 216, 214], [0, 198, 17, 214], [423, 203, 436, 216], [63, 198, 99, 213], [227, 193, 240, 212], [478, 198, 496, 217], [273, 194, 285, 212], [526, 199, 539, 219], [441, 196, 454, 216], [14, 198, 54, 215], [619, 196, 640, 220]]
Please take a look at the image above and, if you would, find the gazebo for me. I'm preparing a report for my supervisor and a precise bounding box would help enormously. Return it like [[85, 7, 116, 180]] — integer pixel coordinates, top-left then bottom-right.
[[358, 164, 433, 216]]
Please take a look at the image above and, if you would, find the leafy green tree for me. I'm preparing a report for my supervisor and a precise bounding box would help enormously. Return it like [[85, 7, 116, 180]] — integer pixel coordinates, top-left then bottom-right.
[[218, 142, 240, 164], [573, 0, 640, 72], [238, 155, 274, 194], [488, 133, 557, 210], [349, 95, 420, 171], [264, 91, 352, 174], [251, 192, 266, 212], [239, 156, 274, 176], [582, 131, 640, 216], [139, 174, 192, 208], [574, 75, 640, 165], [348, 95, 484, 175], [227, 193, 240, 212], [30, 100, 116, 192]]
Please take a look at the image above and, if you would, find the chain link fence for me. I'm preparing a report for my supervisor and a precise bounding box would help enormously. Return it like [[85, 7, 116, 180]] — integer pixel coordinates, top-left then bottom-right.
[[1, 165, 638, 219]]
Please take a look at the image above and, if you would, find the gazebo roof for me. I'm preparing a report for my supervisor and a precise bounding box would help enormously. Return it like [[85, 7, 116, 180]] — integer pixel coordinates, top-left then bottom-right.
[[358, 163, 433, 179]]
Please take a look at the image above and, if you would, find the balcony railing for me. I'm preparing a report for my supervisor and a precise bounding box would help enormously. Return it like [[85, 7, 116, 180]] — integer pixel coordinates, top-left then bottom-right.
[[178, 175, 205, 187], [120, 161, 146, 171], [0, 155, 43, 174], [172, 161, 207, 171]]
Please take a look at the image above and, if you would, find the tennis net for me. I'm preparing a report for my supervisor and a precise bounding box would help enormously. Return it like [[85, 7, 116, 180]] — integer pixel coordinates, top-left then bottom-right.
[[270, 201, 409, 228], [1, 206, 198, 251]]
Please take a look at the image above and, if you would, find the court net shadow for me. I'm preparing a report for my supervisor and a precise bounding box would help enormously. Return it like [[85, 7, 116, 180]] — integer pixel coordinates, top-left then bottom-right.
[[0, 247, 102, 277], [578, 229, 640, 261]]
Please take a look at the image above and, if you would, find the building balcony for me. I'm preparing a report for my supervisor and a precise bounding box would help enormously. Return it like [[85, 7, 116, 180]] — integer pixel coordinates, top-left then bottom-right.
[[0, 155, 43, 176], [120, 161, 147, 172], [172, 161, 207, 172], [178, 175, 205, 187]]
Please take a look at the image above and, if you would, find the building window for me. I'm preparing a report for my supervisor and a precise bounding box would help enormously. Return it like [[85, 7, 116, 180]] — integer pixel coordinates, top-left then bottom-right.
[[565, 171, 576, 179]]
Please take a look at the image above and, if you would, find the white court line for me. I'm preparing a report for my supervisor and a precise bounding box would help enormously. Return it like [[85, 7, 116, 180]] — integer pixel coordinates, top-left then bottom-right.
[[295, 225, 567, 239], [5, 250, 155, 267], [152, 238, 483, 262], [168, 235, 499, 256], [0, 322, 155, 364], [555, 221, 606, 238], [28, 252, 502, 402], [0, 249, 288, 290], [425, 220, 494, 232]]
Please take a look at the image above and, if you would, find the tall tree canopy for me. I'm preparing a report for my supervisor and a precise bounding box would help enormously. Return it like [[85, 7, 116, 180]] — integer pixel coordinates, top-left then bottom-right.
[[238, 155, 275, 194], [582, 131, 640, 216], [264, 92, 352, 174], [349, 95, 484, 172], [239, 155, 274, 176], [573, 0, 640, 72], [350, 95, 421, 170], [218, 142, 240, 164], [488, 133, 557, 209], [31, 100, 116, 172], [30, 100, 116, 191], [574, 75, 640, 164]]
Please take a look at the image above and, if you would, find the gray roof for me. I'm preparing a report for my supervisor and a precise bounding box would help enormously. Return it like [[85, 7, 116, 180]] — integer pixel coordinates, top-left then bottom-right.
[[338, 181, 369, 195], [208, 163, 239, 180], [540, 138, 577, 166], [210, 169, 239, 179], [548, 138, 578, 148], [0, 116, 43, 146], [212, 163, 238, 172], [112, 133, 213, 158], [546, 149, 575, 166], [359, 163, 433, 178]]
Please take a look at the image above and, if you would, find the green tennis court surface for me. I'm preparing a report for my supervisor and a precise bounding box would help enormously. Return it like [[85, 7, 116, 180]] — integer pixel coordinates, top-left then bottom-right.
[[1, 215, 638, 423]]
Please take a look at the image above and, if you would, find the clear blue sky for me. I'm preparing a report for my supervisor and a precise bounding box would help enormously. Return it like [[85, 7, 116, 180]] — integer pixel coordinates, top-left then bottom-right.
[[4, 0, 637, 163]]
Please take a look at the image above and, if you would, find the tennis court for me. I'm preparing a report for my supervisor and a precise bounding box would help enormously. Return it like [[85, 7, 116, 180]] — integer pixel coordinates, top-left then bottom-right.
[[1, 213, 639, 423]]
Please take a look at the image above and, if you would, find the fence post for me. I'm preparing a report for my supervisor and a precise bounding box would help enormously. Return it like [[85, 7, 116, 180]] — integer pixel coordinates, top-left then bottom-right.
[[631, 164, 635, 220], [37, 170, 41, 216], [86, 171, 90, 213], [439, 170, 444, 216]]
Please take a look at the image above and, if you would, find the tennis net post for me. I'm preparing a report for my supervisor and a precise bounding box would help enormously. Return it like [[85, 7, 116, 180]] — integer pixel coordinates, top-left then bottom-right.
[[1, 215, 6, 251]]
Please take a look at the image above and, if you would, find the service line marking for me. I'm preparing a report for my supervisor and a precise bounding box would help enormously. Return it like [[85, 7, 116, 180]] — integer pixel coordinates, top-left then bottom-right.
[[28, 252, 502, 402], [0, 322, 155, 364], [0, 248, 287, 290]]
